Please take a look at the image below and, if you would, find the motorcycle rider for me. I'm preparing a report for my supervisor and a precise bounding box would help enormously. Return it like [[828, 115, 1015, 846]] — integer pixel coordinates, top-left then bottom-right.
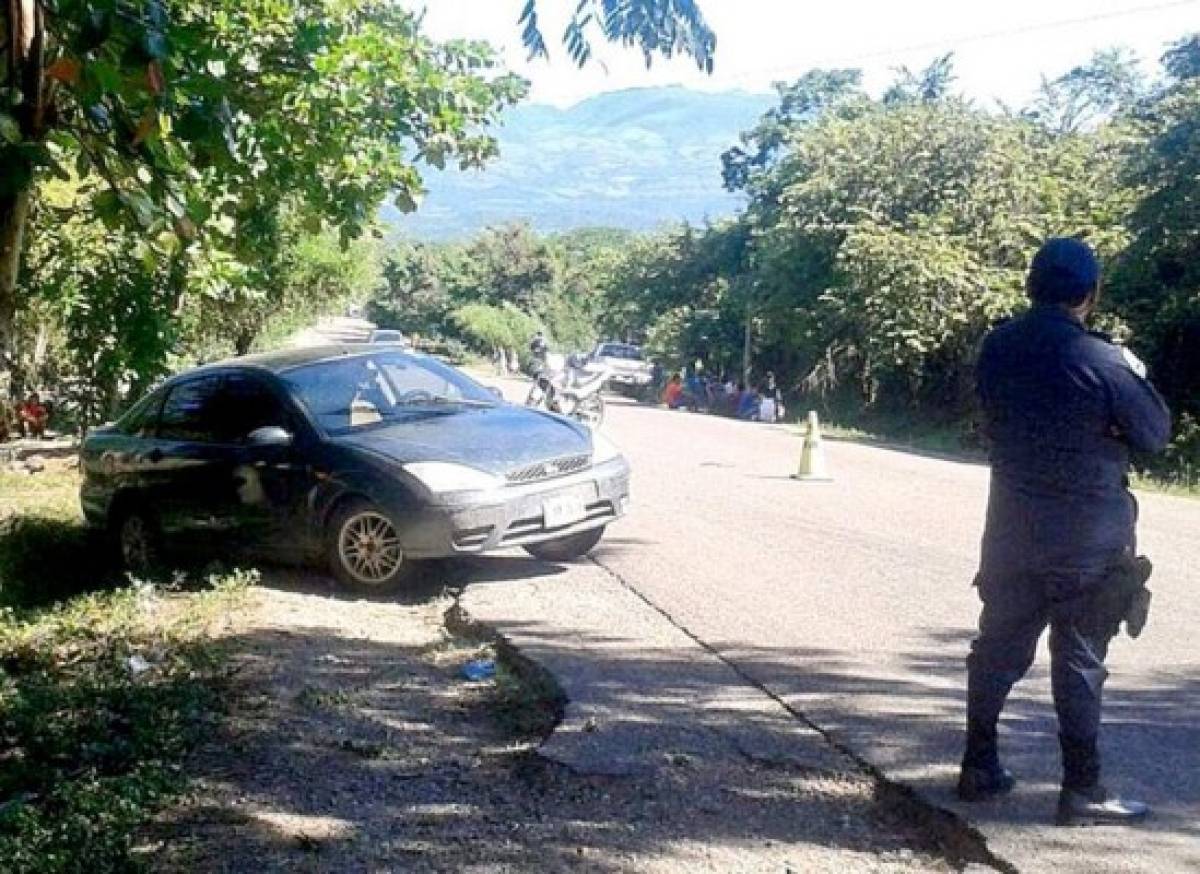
[[959, 237, 1172, 826], [529, 331, 549, 368]]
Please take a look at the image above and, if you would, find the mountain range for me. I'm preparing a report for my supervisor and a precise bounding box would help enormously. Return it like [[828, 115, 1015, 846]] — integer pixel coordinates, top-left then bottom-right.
[[382, 86, 776, 240]]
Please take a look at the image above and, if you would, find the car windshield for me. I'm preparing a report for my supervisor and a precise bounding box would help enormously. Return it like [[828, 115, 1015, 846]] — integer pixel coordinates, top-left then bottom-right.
[[599, 344, 643, 361], [282, 352, 497, 432]]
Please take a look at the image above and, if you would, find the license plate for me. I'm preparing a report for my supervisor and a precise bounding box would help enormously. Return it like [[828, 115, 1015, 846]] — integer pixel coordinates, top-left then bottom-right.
[[543, 494, 586, 528]]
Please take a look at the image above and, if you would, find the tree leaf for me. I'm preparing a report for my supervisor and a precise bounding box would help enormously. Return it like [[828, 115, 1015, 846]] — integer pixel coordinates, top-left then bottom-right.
[[0, 111, 21, 144]]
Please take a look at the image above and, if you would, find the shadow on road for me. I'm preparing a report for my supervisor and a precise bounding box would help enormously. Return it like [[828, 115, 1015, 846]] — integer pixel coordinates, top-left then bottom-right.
[[150, 577, 963, 872], [145, 552, 1200, 871], [713, 631, 1200, 855]]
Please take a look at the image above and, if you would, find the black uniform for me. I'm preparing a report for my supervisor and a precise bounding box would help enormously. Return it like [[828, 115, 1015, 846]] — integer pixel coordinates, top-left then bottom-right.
[[966, 304, 1171, 789]]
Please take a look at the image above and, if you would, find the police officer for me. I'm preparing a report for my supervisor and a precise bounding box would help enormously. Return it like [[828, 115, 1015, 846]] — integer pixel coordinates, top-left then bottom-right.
[[529, 330, 548, 362], [958, 238, 1172, 826]]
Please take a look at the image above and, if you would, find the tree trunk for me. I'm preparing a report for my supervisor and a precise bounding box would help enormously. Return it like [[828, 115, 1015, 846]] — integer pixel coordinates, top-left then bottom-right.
[[0, 188, 32, 376], [2, 0, 46, 381], [741, 307, 752, 387]]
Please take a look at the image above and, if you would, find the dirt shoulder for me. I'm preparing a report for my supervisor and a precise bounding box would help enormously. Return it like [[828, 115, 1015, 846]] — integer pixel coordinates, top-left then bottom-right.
[[146, 571, 975, 873]]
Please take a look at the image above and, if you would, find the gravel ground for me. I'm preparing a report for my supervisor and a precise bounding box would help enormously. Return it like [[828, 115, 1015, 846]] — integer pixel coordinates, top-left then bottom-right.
[[146, 572, 963, 873]]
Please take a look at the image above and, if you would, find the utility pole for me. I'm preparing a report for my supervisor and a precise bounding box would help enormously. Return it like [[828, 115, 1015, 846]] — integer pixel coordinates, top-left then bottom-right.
[[742, 305, 752, 387]]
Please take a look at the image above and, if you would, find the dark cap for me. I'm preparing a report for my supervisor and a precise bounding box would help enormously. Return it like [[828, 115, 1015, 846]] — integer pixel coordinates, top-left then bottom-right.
[[1028, 238, 1101, 306]]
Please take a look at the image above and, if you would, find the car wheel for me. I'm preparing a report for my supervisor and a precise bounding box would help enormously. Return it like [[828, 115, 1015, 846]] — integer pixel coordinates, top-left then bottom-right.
[[523, 526, 605, 562], [115, 506, 163, 576], [328, 499, 411, 592]]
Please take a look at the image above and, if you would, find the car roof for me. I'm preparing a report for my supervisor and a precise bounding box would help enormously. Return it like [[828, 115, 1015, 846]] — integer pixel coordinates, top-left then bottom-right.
[[196, 344, 397, 376]]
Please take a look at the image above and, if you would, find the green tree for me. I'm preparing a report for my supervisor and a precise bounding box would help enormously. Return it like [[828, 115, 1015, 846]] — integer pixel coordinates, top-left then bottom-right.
[[1, 0, 525, 374], [520, 0, 715, 70], [369, 242, 460, 338], [1109, 35, 1200, 418], [1027, 48, 1146, 134], [451, 301, 541, 359], [882, 53, 957, 105], [721, 69, 864, 192]]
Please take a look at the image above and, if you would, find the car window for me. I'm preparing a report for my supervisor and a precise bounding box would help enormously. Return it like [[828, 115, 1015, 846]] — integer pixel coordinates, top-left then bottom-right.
[[282, 352, 496, 433], [211, 374, 293, 443], [158, 376, 224, 443], [116, 387, 166, 437], [599, 344, 642, 361]]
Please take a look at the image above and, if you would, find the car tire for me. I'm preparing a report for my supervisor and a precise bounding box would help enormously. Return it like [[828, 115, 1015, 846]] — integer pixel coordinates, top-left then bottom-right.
[[327, 498, 413, 592], [523, 526, 605, 562], [114, 505, 163, 577]]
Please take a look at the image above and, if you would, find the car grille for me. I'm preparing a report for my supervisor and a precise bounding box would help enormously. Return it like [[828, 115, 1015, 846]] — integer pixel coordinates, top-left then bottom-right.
[[505, 453, 591, 485]]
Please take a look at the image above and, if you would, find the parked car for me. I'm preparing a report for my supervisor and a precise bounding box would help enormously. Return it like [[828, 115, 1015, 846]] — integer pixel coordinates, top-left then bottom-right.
[[589, 342, 653, 394], [368, 328, 411, 347], [80, 346, 630, 591]]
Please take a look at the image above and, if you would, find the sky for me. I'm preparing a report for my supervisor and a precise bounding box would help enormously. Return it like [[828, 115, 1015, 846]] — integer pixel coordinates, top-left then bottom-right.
[[405, 0, 1200, 107]]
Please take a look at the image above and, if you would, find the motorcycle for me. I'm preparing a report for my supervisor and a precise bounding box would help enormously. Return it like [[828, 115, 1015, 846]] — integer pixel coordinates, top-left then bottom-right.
[[525, 353, 609, 428]]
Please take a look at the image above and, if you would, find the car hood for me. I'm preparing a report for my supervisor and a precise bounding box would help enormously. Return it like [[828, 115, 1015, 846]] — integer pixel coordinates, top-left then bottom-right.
[[333, 404, 591, 475]]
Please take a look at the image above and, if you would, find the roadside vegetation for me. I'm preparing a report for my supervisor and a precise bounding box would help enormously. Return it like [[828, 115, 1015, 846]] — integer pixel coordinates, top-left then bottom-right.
[[3, 5, 1196, 487], [361, 43, 1200, 490], [0, 466, 250, 871]]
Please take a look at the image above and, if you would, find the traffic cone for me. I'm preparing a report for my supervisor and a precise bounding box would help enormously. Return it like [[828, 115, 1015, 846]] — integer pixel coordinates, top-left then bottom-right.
[[792, 410, 832, 482]]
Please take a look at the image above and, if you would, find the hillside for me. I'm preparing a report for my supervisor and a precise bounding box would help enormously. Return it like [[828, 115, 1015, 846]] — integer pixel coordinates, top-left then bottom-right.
[[383, 86, 775, 240]]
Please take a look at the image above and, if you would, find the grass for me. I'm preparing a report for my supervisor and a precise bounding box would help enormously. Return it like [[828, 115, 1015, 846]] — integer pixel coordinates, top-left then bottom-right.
[[0, 463, 254, 872]]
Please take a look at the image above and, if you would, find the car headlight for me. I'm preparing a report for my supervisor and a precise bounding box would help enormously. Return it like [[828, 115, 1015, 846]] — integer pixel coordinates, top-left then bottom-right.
[[591, 433, 623, 465], [403, 462, 503, 494]]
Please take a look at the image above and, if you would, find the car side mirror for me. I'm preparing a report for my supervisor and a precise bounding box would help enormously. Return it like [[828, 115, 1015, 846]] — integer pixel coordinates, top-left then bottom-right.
[[487, 386, 505, 400], [246, 426, 293, 448]]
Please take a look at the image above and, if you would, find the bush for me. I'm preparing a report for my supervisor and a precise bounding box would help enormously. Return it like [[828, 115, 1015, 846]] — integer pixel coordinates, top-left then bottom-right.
[[0, 575, 250, 872]]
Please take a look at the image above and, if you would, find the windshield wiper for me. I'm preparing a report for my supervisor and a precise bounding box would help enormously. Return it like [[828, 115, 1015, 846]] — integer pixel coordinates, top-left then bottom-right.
[[393, 395, 495, 408]]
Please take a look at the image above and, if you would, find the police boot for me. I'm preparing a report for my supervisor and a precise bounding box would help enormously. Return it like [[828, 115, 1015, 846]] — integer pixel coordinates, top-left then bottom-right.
[[1056, 785, 1150, 826], [957, 722, 1016, 802]]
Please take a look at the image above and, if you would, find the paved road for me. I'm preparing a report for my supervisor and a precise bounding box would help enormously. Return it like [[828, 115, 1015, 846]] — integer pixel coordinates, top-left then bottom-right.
[[471, 383, 1200, 873]]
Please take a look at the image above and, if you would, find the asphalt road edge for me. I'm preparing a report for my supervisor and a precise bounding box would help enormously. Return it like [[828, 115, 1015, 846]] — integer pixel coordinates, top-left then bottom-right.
[[583, 553, 1020, 874]]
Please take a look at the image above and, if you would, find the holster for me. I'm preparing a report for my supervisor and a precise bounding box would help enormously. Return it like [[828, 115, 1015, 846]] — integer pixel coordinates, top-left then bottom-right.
[[1084, 554, 1153, 641]]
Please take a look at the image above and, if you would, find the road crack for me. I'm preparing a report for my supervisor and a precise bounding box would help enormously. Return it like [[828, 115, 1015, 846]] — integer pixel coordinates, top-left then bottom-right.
[[587, 554, 1019, 874]]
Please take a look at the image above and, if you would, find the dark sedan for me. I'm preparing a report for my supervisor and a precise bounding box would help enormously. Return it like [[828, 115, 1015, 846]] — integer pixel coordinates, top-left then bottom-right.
[[81, 346, 630, 590]]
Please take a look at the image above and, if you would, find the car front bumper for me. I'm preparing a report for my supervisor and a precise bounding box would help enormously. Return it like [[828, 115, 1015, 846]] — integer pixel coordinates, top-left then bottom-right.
[[608, 372, 652, 386], [395, 456, 631, 559]]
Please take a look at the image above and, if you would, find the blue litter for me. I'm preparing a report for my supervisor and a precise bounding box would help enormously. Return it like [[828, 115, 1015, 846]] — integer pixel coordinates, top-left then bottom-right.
[[461, 659, 496, 681]]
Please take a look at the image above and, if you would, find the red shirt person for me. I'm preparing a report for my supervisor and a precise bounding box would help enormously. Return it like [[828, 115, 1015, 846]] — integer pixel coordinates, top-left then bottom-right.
[[18, 392, 48, 439]]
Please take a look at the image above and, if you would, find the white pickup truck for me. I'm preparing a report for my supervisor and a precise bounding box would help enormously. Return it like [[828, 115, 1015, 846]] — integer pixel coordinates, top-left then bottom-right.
[[589, 342, 654, 393]]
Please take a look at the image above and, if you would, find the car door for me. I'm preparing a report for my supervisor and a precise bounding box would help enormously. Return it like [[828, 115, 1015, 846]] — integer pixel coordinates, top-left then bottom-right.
[[153, 374, 237, 543], [209, 371, 317, 559]]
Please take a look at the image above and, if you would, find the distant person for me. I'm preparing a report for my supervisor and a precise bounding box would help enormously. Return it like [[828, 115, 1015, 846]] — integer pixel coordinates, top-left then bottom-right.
[[958, 238, 1171, 826], [683, 372, 706, 411], [662, 374, 685, 409], [736, 384, 760, 420], [761, 372, 783, 423], [17, 391, 49, 439], [529, 331, 548, 361]]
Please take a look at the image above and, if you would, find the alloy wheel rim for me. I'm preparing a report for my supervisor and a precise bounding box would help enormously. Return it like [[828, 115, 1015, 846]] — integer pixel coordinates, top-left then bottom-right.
[[338, 511, 403, 585]]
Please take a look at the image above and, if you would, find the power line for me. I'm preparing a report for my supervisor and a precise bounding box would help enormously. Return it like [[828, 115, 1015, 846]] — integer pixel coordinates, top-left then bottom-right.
[[729, 0, 1200, 83]]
